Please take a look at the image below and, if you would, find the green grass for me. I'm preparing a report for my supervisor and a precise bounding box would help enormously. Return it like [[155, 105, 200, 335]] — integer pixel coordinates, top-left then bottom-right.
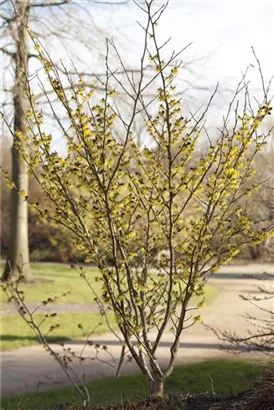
[[1, 262, 218, 305], [1, 263, 101, 304], [1, 312, 117, 351], [1, 263, 218, 350], [0, 359, 265, 410]]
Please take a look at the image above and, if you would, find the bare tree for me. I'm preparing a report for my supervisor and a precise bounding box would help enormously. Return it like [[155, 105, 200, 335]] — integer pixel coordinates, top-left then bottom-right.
[[1, 0, 216, 282], [0, 0, 130, 281], [1, 0, 31, 280]]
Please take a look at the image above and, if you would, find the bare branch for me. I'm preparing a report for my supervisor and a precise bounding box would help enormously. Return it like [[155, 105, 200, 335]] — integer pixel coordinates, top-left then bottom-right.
[[30, 0, 70, 8], [0, 45, 15, 58]]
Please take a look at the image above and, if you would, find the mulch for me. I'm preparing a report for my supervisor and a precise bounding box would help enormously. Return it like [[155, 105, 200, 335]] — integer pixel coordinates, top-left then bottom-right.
[[46, 382, 274, 410]]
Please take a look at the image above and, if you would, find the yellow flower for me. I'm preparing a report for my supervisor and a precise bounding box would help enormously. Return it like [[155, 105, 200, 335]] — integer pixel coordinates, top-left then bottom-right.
[[171, 67, 179, 76], [108, 89, 116, 97], [34, 44, 41, 52], [20, 190, 28, 197]]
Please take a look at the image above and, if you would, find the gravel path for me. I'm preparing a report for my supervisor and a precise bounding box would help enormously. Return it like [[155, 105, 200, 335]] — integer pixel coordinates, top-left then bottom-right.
[[1, 263, 273, 398]]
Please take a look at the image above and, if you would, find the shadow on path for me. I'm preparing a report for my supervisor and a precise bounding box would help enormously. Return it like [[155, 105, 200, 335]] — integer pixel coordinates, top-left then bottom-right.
[[206, 272, 274, 280], [1, 335, 250, 352], [67, 339, 248, 351], [1, 335, 70, 344]]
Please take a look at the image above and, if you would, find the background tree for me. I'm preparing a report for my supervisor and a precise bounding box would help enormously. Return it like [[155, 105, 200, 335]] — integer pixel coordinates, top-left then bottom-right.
[[0, 0, 131, 281], [1, 0, 31, 280], [1, 0, 214, 282], [244, 141, 274, 260]]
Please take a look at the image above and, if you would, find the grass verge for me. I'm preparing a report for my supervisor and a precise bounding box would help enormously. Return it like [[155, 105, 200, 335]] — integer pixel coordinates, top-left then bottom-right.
[[0, 359, 265, 410], [1, 263, 218, 305], [1, 312, 116, 351], [1, 263, 218, 350], [1, 263, 101, 304]]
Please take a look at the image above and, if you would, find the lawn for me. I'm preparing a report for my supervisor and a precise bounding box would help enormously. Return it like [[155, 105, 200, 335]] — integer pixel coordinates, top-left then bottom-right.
[[1, 263, 102, 304], [1, 312, 117, 351], [1, 263, 218, 350], [1, 263, 218, 304], [0, 359, 265, 410]]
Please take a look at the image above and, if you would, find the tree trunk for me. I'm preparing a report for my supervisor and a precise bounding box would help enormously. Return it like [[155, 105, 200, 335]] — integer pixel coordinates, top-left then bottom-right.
[[249, 244, 262, 260], [148, 374, 165, 398], [3, 0, 31, 281]]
